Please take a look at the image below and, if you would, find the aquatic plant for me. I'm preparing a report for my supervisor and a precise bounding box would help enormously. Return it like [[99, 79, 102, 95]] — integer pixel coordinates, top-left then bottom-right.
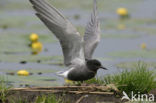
[[117, 8, 128, 16], [109, 49, 156, 58], [102, 62, 156, 96], [85, 77, 102, 85], [31, 41, 43, 55], [35, 94, 61, 103], [85, 62, 156, 97], [116, 7, 130, 19], [29, 33, 43, 55], [116, 61, 156, 70], [11, 98, 27, 103], [0, 77, 11, 103], [117, 24, 126, 30], [17, 70, 29, 76], [29, 33, 39, 42], [140, 43, 147, 50]]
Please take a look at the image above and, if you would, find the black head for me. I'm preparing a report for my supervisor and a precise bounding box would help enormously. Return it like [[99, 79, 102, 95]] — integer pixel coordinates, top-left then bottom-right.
[[86, 59, 107, 72]]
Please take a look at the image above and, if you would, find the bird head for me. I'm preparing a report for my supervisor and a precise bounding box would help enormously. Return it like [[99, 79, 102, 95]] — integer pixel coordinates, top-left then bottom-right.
[[86, 59, 107, 72]]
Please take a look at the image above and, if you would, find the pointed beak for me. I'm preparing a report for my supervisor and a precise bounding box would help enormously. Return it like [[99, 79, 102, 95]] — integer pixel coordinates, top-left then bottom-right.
[[100, 66, 108, 70]]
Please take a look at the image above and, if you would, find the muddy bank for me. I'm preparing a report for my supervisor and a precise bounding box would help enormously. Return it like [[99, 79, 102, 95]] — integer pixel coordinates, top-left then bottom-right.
[[7, 86, 122, 103]]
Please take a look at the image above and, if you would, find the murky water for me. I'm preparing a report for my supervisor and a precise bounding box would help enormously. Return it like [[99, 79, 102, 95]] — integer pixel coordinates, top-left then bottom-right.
[[0, 0, 156, 87]]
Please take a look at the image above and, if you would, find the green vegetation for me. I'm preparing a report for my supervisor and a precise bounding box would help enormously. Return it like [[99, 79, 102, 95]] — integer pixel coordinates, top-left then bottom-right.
[[109, 49, 156, 58], [1, 0, 141, 11], [101, 33, 140, 39], [1, 0, 156, 102], [116, 61, 156, 69], [86, 62, 156, 97], [101, 18, 156, 37], [11, 94, 67, 103], [0, 54, 62, 63], [105, 63, 155, 95], [0, 77, 11, 103], [35, 94, 61, 103], [1, 62, 156, 102], [11, 98, 27, 103], [5, 74, 58, 87], [104, 62, 156, 96]]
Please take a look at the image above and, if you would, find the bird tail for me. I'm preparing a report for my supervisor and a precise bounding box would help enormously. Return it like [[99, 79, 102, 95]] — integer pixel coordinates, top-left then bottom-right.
[[56, 71, 66, 77], [56, 68, 73, 78]]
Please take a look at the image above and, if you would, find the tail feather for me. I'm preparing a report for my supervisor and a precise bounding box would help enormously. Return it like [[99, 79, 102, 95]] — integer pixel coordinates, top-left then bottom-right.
[[56, 71, 68, 78], [56, 71, 64, 76], [56, 68, 74, 78]]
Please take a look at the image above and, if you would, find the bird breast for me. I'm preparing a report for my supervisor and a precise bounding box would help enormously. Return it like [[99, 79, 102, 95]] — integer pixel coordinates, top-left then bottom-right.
[[67, 66, 96, 81]]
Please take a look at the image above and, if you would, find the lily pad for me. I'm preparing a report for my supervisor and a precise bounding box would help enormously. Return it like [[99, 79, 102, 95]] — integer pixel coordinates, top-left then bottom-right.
[[109, 49, 156, 58], [4, 74, 59, 87], [116, 61, 156, 69]]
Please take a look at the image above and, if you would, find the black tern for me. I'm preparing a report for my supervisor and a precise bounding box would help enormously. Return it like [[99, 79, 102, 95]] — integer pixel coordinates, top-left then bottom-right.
[[29, 0, 108, 81]]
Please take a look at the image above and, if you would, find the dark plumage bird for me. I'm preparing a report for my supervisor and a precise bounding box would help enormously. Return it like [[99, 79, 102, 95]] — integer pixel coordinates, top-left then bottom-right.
[[29, 0, 108, 81]]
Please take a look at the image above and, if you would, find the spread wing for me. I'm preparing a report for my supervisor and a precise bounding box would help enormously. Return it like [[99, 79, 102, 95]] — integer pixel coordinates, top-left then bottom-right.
[[29, 0, 85, 66], [84, 0, 101, 60]]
